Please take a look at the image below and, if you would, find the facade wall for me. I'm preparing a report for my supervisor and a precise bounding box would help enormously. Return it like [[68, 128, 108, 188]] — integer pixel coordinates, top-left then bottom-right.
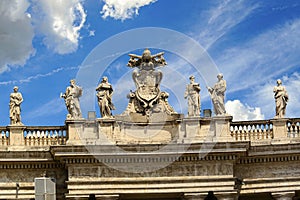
[[0, 117, 300, 199]]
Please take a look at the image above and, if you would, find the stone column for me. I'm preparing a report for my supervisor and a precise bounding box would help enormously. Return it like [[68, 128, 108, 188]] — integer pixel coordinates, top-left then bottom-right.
[[271, 191, 295, 200], [65, 119, 85, 145], [8, 125, 26, 146], [271, 118, 288, 138], [212, 115, 233, 142]]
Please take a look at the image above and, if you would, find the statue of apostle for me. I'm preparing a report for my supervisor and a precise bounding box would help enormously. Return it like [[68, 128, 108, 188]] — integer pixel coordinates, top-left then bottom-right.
[[207, 73, 227, 116], [96, 76, 115, 118], [9, 86, 23, 125], [184, 75, 201, 117], [61, 79, 83, 119], [273, 79, 288, 118]]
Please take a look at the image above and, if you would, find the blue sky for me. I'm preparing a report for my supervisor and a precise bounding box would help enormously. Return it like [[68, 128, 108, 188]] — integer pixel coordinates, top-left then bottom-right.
[[0, 0, 300, 125]]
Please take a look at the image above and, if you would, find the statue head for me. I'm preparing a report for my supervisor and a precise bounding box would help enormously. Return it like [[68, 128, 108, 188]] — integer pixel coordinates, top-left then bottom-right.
[[189, 75, 195, 83], [13, 86, 19, 92], [217, 73, 223, 80], [102, 76, 108, 83], [189, 75, 195, 80], [142, 48, 152, 62], [70, 79, 76, 85], [277, 79, 282, 85]]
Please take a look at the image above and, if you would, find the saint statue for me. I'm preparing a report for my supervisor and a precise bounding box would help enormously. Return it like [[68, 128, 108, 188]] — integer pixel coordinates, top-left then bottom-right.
[[273, 79, 288, 118], [96, 76, 115, 118], [184, 75, 201, 117], [9, 86, 23, 125], [61, 79, 83, 119], [207, 73, 226, 116]]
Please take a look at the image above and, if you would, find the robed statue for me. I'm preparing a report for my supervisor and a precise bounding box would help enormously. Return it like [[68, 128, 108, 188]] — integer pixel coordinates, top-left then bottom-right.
[[61, 79, 83, 119], [273, 79, 288, 118], [9, 86, 23, 125], [96, 76, 115, 118], [184, 75, 201, 117], [207, 73, 227, 116]]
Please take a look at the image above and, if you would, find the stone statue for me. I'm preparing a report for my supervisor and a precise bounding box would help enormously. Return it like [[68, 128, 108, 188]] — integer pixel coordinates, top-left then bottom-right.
[[9, 86, 23, 125], [122, 48, 177, 118], [184, 75, 201, 117], [61, 79, 83, 119], [207, 73, 226, 116], [96, 76, 115, 118], [273, 79, 288, 118]]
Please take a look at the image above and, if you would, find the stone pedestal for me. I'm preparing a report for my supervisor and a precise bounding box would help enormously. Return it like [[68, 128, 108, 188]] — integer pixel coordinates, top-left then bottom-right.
[[271, 118, 288, 139], [182, 117, 201, 143], [271, 191, 295, 200], [7, 125, 26, 146], [66, 119, 86, 145], [97, 118, 116, 144], [212, 115, 233, 142]]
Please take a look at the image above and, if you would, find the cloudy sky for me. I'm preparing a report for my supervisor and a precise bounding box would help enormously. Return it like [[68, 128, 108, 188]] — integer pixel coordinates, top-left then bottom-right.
[[0, 0, 300, 125]]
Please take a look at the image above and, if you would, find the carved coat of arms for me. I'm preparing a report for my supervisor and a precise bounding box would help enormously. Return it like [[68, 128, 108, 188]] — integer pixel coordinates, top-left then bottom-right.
[[123, 48, 176, 117]]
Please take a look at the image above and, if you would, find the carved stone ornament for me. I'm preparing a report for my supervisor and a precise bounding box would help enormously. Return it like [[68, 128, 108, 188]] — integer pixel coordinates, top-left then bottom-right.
[[120, 48, 177, 120]]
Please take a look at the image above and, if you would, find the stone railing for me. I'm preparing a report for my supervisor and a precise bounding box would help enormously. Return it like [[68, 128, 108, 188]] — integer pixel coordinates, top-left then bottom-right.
[[287, 118, 300, 138], [230, 120, 273, 141], [24, 126, 67, 146], [0, 127, 9, 146], [1, 118, 300, 146]]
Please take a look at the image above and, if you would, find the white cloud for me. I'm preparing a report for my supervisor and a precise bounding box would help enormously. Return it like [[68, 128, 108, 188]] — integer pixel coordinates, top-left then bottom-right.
[[196, 0, 259, 49], [225, 100, 264, 121], [0, 0, 34, 72], [214, 18, 300, 94], [26, 98, 65, 119], [101, 0, 157, 21], [33, 0, 87, 54]]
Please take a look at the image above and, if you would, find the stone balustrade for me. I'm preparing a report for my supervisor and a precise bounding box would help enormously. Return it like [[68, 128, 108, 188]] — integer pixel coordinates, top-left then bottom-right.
[[23, 126, 67, 146], [1, 117, 299, 146], [287, 118, 300, 138], [0, 127, 9, 146], [230, 120, 273, 141]]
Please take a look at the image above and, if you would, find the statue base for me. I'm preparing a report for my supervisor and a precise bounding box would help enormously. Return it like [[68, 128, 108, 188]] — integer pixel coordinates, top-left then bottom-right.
[[115, 112, 183, 124]]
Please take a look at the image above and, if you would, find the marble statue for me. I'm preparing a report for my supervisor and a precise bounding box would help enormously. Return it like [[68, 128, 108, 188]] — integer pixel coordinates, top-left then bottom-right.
[[96, 76, 115, 118], [61, 79, 83, 119], [122, 48, 176, 118], [273, 79, 288, 118], [207, 73, 226, 116], [184, 75, 201, 117], [9, 86, 23, 125]]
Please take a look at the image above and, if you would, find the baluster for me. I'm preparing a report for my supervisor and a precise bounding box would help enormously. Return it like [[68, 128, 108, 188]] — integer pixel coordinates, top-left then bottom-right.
[[296, 122, 300, 137], [234, 126, 238, 141], [262, 124, 266, 139]]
